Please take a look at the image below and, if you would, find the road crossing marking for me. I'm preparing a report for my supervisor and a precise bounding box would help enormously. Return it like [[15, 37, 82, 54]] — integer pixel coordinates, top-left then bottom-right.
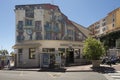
[[108, 71, 120, 80]]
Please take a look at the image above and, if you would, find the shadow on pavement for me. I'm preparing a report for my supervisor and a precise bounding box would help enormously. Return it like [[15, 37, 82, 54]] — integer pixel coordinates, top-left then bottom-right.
[[91, 66, 116, 73], [38, 68, 66, 72]]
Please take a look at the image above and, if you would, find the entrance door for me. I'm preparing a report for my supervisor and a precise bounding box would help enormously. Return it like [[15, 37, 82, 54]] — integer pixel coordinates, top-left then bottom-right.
[[41, 53, 50, 68], [66, 50, 74, 64], [69, 51, 74, 63]]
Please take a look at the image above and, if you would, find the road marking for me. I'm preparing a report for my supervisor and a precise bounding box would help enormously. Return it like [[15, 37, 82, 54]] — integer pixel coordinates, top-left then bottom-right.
[[47, 72, 63, 78], [19, 71, 23, 76]]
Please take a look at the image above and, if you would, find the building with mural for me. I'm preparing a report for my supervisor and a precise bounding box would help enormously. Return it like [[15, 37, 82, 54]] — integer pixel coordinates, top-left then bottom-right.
[[13, 4, 91, 68]]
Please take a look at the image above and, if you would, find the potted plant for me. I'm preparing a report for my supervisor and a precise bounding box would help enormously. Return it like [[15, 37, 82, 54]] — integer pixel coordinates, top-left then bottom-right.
[[83, 37, 105, 67]]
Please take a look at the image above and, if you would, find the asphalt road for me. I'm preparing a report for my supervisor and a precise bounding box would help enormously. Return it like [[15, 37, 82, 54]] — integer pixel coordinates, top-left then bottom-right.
[[0, 70, 108, 80]]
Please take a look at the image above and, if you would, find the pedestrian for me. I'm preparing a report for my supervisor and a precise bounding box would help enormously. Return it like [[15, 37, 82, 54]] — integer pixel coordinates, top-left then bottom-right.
[[1, 60, 4, 69], [7, 59, 10, 69]]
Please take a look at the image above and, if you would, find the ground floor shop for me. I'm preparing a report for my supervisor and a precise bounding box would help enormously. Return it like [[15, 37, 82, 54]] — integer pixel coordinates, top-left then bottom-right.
[[13, 40, 84, 68]]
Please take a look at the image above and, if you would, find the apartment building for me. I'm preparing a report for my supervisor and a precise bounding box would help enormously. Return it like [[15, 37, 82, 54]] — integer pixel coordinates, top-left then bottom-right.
[[13, 4, 90, 68], [88, 8, 120, 37], [88, 8, 120, 57]]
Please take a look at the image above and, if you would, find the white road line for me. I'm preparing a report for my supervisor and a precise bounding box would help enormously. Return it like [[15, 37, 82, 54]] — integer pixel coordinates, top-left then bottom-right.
[[47, 72, 63, 78], [19, 71, 23, 76]]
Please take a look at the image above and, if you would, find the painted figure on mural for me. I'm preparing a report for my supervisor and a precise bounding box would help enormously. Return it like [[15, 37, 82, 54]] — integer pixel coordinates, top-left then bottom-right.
[[26, 29, 33, 40]]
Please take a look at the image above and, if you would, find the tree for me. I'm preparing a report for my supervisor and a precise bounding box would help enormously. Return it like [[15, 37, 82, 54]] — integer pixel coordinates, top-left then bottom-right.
[[83, 37, 105, 60], [0, 49, 9, 55], [10, 51, 15, 57], [83, 37, 105, 67]]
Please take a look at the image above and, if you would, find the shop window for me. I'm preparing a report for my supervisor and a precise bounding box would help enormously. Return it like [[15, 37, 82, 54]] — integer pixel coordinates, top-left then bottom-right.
[[74, 49, 80, 59], [29, 48, 36, 59]]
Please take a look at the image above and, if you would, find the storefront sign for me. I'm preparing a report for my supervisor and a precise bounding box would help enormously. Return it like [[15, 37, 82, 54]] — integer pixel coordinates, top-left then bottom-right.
[[60, 44, 83, 47]]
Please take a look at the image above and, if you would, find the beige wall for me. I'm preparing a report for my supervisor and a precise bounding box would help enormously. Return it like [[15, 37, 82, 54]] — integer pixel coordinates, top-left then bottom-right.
[[14, 40, 83, 67]]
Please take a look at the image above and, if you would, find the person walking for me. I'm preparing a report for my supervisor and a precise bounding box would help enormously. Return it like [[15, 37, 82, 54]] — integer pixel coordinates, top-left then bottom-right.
[[7, 59, 10, 69]]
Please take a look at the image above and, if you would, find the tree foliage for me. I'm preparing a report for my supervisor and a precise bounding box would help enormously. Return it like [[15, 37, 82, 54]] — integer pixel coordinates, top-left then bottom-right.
[[100, 30, 120, 48], [0, 49, 9, 55], [83, 37, 105, 60]]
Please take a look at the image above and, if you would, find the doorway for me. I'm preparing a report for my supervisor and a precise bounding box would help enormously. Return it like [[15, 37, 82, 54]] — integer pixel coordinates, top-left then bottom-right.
[[69, 51, 74, 63], [66, 48, 74, 64]]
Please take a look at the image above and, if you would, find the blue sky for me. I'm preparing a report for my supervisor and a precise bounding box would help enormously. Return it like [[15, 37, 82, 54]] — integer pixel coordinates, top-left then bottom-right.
[[0, 0, 120, 53]]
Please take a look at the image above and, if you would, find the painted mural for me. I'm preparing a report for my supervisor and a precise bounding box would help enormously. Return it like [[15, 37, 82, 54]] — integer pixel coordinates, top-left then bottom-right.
[[16, 5, 86, 42], [17, 21, 25, 42]]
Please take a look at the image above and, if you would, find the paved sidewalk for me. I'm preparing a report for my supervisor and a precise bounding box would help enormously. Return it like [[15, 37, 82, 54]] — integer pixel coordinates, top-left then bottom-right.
[[65, 64, 118, 73], [3, 64, 120, 72], [66, 64, 93, 72]]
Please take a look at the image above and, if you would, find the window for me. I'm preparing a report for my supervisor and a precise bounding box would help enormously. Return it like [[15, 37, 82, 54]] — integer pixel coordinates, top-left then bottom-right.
[[25, 7, 34, 18], [102, 22, 106, 26], [17, 21, 23, 30], [113, 24, 115, 27], [35, 21, 42, 31], [113, 18, 115, 22], [74, 49, 80, 59], [36, 32, 42, 40], [45, 32, 52, 40], [18, 49, 22, 53], [53, 23, 59, 32], [25, 19, 33, 26], [29, 48, 36, 59]]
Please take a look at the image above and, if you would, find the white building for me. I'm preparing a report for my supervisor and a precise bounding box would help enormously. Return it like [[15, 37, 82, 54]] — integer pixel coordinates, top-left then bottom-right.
[[13, 4, 91, 68]]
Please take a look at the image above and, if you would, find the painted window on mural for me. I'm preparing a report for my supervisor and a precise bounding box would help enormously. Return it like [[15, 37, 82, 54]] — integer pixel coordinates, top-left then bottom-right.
[[35, 21, 42, 31], [68, 29, 73, 36], [25, 7, 34, 18], [29, 48, 36, 59], [53, 23, 59, 32], [25, 19, 33, 26], [17, 32, 25, 42], [17, 21, 23, 30], [44, 22, 52, 31], [36, 32, 42, 40], [45, 32, 52, 40], [53, 33, 59, 40]]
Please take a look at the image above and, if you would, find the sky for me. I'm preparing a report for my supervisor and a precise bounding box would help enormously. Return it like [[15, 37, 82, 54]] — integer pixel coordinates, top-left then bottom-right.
[[0, 0, 120, 53]]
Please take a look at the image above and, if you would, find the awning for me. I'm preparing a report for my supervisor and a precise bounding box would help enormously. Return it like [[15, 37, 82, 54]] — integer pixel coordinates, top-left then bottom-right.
[[12, 43, 41, 49]]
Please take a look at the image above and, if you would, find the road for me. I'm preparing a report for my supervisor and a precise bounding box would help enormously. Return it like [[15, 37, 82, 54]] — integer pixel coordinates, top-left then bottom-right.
[[0, 70, 108, 80]]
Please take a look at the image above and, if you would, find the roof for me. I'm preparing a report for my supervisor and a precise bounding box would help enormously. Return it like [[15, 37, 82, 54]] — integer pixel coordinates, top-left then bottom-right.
[[71, 21, 91, 37]]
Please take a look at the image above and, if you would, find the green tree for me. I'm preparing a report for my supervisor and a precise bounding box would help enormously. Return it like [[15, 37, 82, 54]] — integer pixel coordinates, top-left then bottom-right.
[[83, 37, 105, 60], [0, 49, 9, 55], [10, 51, 15, 57]]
